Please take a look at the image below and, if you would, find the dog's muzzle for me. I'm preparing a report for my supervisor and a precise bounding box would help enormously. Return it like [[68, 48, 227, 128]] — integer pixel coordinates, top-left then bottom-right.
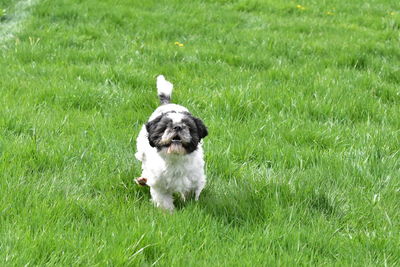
[[167, 139, 186, 155]]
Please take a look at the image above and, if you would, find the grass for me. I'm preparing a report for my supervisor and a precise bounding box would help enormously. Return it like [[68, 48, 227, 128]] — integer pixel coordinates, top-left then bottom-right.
[[1, 0, 399, 265]]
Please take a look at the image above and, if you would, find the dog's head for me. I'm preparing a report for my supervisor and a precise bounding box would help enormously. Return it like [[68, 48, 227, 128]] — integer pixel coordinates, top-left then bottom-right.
[[146, 111, 208, 155]]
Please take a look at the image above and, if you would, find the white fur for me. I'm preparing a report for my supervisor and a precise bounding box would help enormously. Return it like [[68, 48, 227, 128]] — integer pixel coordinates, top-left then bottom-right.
[[135, 77, 206, 211], [157, 75, 173, 98]]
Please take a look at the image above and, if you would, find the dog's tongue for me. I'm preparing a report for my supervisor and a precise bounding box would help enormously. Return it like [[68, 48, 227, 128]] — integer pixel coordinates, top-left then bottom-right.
[[167, 141, 185, 154]]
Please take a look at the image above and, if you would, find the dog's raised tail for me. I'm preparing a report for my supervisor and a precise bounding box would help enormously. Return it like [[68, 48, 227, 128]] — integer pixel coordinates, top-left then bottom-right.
[[157, 75, 173, 105]]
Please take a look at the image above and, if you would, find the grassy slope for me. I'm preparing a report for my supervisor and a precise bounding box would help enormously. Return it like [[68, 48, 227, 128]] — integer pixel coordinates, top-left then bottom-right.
[[1, 0, 399, 265]]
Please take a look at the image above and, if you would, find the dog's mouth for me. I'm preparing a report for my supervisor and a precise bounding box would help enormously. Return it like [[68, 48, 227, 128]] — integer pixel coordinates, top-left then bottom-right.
[[167, 136, 186, 154], [172, 135, 182, 142]]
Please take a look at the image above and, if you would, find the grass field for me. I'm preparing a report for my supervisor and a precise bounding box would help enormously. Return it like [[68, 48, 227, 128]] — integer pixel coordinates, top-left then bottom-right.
[[1, 0, 400, 265]]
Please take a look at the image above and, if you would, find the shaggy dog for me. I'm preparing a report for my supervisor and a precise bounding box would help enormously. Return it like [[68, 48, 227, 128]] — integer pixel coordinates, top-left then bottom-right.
[[135, 75, 208, 211]]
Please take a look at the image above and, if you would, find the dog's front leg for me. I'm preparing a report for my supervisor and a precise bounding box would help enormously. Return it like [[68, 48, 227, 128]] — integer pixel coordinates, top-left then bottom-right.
[[150, 187, 175, 211]]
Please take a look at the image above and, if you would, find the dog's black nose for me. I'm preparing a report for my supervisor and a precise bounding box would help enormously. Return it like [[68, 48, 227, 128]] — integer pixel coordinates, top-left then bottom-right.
[[173, 125, 182, 131]]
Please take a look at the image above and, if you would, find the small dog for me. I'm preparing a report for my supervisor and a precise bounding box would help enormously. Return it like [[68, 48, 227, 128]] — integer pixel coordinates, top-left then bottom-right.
[[135, 75, 208, 211]]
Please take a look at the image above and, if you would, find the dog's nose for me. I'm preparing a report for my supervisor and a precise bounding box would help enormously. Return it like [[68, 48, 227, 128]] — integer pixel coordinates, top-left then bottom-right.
[[173, 125, 182, 131]]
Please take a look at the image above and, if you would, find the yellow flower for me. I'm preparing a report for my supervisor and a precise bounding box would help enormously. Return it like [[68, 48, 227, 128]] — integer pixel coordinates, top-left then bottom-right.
[[174, 41, 180, 45], [178, 43, 184, 47], [390, 12, 396, 16], [174, 41, 184, 47], [296, 5, 306, 10], [326, 11, 334, 15]]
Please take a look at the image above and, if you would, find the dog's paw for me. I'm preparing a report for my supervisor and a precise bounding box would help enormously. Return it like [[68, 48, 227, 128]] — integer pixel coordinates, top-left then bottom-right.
[[135, 177, 148, 186]]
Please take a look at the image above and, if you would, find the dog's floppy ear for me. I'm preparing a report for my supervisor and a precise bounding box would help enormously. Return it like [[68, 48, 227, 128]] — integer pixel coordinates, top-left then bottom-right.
[[145, 115, 163, 147], [193, 116, 208, 139], [145, 115, 162, 133]]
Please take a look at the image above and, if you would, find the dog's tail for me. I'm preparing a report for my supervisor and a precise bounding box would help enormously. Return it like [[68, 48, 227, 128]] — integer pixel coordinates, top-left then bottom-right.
[[157, 75, 173, 105]]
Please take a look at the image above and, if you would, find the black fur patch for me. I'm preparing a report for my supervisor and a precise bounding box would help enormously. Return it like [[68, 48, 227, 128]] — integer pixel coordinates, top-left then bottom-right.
[[192, 116, 208, 139], [145, 114, 171, 147], [181, 114, 208, 153], [158, 93, 170, 105]]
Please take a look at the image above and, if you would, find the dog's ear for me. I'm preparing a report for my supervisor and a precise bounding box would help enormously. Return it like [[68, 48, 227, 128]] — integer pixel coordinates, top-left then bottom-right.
[[145, 115, 163, 147], [145, 115, 162, 133], [192, 116, 208, 139]]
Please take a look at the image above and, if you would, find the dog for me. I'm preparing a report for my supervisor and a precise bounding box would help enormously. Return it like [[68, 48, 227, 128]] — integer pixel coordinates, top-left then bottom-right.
[[135, 75, 208, 211]]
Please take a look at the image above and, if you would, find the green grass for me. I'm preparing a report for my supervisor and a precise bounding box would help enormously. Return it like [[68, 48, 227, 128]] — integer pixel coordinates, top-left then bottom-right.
[[1, 0, 400, 265]]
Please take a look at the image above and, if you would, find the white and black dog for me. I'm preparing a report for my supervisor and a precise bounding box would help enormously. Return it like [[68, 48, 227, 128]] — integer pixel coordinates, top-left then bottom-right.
[[135, 75, 208, 211]]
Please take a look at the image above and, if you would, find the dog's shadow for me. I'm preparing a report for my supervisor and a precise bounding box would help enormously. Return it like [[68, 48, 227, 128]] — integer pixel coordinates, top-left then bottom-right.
[[190, 178, 341, 227], [193, 180, 269, 227]]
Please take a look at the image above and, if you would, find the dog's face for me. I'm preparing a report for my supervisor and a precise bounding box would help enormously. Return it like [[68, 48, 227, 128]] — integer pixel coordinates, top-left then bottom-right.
[[146, 111, 208, 155]]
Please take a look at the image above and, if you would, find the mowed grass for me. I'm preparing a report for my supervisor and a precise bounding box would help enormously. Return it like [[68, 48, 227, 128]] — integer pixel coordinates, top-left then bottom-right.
[[1, 0, 400, 265]]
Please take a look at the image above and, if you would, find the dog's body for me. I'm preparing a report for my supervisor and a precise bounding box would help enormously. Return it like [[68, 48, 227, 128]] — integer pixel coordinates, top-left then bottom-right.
[[135, 76, 208, 211]]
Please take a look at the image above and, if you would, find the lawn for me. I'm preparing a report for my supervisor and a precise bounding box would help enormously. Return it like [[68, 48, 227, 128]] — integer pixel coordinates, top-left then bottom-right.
[[1, 0, 399, 265]]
